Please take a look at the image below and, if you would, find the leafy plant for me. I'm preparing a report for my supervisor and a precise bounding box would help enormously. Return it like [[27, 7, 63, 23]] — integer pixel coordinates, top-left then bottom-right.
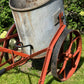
[[0, 0, 14, 34], [0, 31, 7, 38], [64, 0, 84, 32], [0, 0, 84, 34]]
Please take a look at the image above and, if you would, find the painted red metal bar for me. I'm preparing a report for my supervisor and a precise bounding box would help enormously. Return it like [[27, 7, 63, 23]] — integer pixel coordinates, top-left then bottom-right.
[[0, 55, 18, 67], [6, 24, 16, 35], [0, 12, 66, 84], [0, 47, 47, 72], [0, 23, 47, 71], [0, 47, 47, 58], [39, 12, 66, 84], [0, 24, 16, 63]]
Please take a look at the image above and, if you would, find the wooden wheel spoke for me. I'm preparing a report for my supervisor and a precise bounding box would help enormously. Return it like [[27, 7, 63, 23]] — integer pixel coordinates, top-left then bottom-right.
[[73, 49, 80, 58], [58, 52, 66, 63], [72, 36, 80, 43], [71, 49, 80, 67], [64, 69, 66, 78], [68, 36, 80, 52], [58, 60, 67, 74]]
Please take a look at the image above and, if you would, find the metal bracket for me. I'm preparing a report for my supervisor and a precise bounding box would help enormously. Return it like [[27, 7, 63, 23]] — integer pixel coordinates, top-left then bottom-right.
[[53, 8, 64, 26]]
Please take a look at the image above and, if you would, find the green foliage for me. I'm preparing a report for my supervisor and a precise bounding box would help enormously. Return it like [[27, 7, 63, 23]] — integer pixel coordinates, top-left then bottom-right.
[[0, 35, 84, 84], [0, 31, 7, 38], [64, 0, 84, 32], [0, 0, 14, 34], [0, 0, 84, 34], [80, 11, 84, 16]]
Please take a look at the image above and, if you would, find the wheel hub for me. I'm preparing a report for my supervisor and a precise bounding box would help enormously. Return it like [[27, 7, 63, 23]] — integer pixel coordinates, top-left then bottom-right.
[[65, 52, 73, 60]]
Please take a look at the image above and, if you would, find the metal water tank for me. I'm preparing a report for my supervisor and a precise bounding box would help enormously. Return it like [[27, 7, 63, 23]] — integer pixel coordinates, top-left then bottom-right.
[[9, 0, 66, 59]]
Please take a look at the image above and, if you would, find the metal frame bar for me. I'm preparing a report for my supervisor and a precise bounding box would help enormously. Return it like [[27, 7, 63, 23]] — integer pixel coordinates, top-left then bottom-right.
[[0, 12, 66, 84]]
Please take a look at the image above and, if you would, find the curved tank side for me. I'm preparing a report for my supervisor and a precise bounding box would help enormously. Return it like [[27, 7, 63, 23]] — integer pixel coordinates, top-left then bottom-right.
[[10, 0, 66, 58]]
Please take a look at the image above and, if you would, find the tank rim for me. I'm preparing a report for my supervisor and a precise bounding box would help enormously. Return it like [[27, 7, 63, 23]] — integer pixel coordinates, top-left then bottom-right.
[[9, 0, 49, 12]]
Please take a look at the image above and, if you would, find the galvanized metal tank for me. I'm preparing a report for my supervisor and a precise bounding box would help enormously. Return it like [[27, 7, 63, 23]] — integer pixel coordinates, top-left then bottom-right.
[[9, 0, 66, 59]]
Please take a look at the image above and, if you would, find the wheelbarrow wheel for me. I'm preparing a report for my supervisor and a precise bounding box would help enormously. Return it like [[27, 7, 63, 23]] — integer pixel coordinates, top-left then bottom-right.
[[3, 24, 28, 66], [51, 29, 82, 81], [3, 24, 19, 63]]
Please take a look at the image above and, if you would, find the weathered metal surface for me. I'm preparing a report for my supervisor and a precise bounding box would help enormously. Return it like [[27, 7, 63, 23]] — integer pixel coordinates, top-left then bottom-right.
[[9, 0, 66, 58], [9, 0, 50, 11], [0, 14, 66, 84]]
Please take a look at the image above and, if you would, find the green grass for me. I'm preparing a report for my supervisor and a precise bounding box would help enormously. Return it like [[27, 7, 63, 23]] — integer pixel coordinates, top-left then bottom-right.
[[0, 35, 84, 84]]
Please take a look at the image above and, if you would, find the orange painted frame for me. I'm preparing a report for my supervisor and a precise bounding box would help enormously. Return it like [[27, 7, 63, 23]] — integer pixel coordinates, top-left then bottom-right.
[[0, 12, 66, 84]]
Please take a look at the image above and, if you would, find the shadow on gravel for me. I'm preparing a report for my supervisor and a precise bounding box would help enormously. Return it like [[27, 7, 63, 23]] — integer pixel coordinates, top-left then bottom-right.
[[32, 58, 45, 70]]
